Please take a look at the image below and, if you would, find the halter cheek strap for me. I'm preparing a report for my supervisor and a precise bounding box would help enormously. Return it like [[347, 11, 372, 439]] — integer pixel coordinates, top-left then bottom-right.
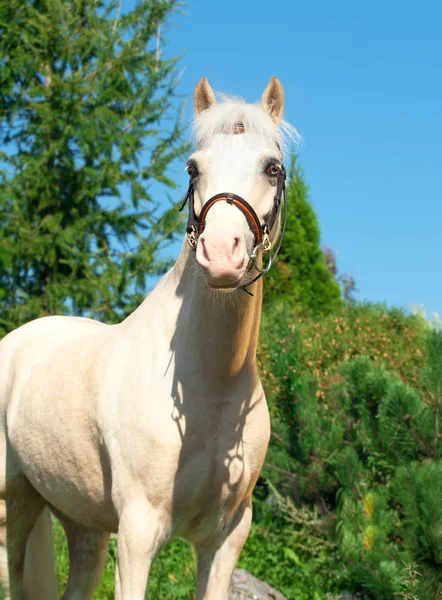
[[179, 164, 287, 295]]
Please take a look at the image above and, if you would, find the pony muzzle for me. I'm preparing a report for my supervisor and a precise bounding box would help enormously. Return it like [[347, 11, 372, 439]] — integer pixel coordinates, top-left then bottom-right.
[[196, 228, 248, 289]]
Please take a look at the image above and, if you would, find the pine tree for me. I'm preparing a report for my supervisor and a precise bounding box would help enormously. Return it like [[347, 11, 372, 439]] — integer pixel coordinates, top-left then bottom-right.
[[264, 155, 342, 316], [262, 316, 442, 599], [0, 0, 188, 335]]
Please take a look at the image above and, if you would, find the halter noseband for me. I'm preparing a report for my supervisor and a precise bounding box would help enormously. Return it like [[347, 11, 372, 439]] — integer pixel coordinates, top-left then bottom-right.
[[179, 128, 288, 295]]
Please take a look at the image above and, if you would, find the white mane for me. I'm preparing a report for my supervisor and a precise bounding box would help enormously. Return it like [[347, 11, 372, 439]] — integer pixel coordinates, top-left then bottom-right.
[[192, 94, 300, 156]]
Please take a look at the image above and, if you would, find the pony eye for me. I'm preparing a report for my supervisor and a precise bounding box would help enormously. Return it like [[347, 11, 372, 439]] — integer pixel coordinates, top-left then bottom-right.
[[266, 164, 280, 177], [187, 164, 198, 179]]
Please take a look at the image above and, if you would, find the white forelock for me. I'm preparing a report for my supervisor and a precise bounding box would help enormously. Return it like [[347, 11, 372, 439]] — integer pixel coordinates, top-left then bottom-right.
[[191, 94, 300, 156]]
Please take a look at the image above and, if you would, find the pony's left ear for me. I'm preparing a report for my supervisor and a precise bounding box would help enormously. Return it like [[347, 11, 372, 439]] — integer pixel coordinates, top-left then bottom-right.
[[262, 76, 284, 122], [194, 77, 216, 115]]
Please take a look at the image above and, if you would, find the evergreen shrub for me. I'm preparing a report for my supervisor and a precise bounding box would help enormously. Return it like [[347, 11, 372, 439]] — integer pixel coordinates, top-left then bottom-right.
[[260, 304, 441, 599]]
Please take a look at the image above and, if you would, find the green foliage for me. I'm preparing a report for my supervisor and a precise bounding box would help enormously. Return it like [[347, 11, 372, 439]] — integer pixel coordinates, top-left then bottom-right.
[[260, 303, 428, 396], [398, 563, 422, 600], [265, 156, 343, 317], [260, 302, 442, 599], [239, 483, 345, 600], [0, 0, 188, 334]]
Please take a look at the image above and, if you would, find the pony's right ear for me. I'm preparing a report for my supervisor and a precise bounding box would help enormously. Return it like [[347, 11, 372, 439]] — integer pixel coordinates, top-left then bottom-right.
[[194, 77, 216, 115]]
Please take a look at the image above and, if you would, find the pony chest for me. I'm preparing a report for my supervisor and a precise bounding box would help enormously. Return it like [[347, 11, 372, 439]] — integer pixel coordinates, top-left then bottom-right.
[[173, 415, 268, 541]]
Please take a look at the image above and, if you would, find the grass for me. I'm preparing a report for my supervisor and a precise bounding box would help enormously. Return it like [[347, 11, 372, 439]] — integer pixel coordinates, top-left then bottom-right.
[[54, 518, 196, 599], [53, 515, 342, 600]]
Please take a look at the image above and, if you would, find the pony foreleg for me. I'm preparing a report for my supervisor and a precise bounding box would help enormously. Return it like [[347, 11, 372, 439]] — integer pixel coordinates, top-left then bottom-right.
[[115, 499, 169, 600], [56, 514, 110, 600], [195, 497, 252, 600]]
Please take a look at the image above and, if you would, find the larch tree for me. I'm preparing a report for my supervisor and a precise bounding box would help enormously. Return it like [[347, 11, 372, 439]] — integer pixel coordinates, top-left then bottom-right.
[[0, 0, 189, 335]]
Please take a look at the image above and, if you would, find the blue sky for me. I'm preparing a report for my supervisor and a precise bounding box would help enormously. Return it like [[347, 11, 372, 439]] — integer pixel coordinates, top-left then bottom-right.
[[140, 0, 442, 316]]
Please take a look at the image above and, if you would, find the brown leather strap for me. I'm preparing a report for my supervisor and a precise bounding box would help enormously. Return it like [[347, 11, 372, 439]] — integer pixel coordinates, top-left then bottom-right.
[[198, 194, 263, 246]]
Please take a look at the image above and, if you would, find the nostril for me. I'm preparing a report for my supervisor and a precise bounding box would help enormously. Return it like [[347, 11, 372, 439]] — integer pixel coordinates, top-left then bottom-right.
[[231, 235, 245, 268], [197, 235, 211, 267], [201, 236, 211, 262], [231, 236, 240, 252]]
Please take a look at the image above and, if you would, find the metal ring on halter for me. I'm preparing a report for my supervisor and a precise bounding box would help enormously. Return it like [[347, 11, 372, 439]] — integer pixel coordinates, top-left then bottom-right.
[[249, 230, 273, 274], [251, 251, 273, 274]]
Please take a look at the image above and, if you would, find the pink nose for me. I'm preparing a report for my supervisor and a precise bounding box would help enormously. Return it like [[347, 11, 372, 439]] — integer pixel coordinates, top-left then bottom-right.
[[196, 233, 246, 285]]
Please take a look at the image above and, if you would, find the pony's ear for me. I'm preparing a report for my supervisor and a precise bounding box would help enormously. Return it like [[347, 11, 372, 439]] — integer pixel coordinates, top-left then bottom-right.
[[262, 76, 284, 122], [194, 77, 216, 115]]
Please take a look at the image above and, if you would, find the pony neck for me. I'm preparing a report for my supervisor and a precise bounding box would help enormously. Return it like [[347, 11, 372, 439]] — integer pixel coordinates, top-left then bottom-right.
[[170, 242, 263, 379]]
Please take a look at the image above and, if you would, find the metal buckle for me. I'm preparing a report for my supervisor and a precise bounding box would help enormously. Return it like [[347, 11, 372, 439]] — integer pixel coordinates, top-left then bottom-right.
[[187, 227, 198, 248], [249, 230, 272, 274]]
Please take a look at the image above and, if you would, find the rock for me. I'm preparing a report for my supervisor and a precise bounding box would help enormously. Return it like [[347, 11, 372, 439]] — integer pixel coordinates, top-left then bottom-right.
[[228, 569, 287, 600]]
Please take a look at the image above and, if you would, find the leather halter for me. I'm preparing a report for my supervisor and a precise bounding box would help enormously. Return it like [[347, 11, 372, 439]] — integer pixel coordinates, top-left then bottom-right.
[[199, 195, 262, 245], [179, 126, 287, 295]]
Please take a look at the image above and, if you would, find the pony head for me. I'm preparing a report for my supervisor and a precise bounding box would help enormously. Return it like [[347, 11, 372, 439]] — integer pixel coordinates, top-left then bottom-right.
[[184, 77, 297, 292]]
